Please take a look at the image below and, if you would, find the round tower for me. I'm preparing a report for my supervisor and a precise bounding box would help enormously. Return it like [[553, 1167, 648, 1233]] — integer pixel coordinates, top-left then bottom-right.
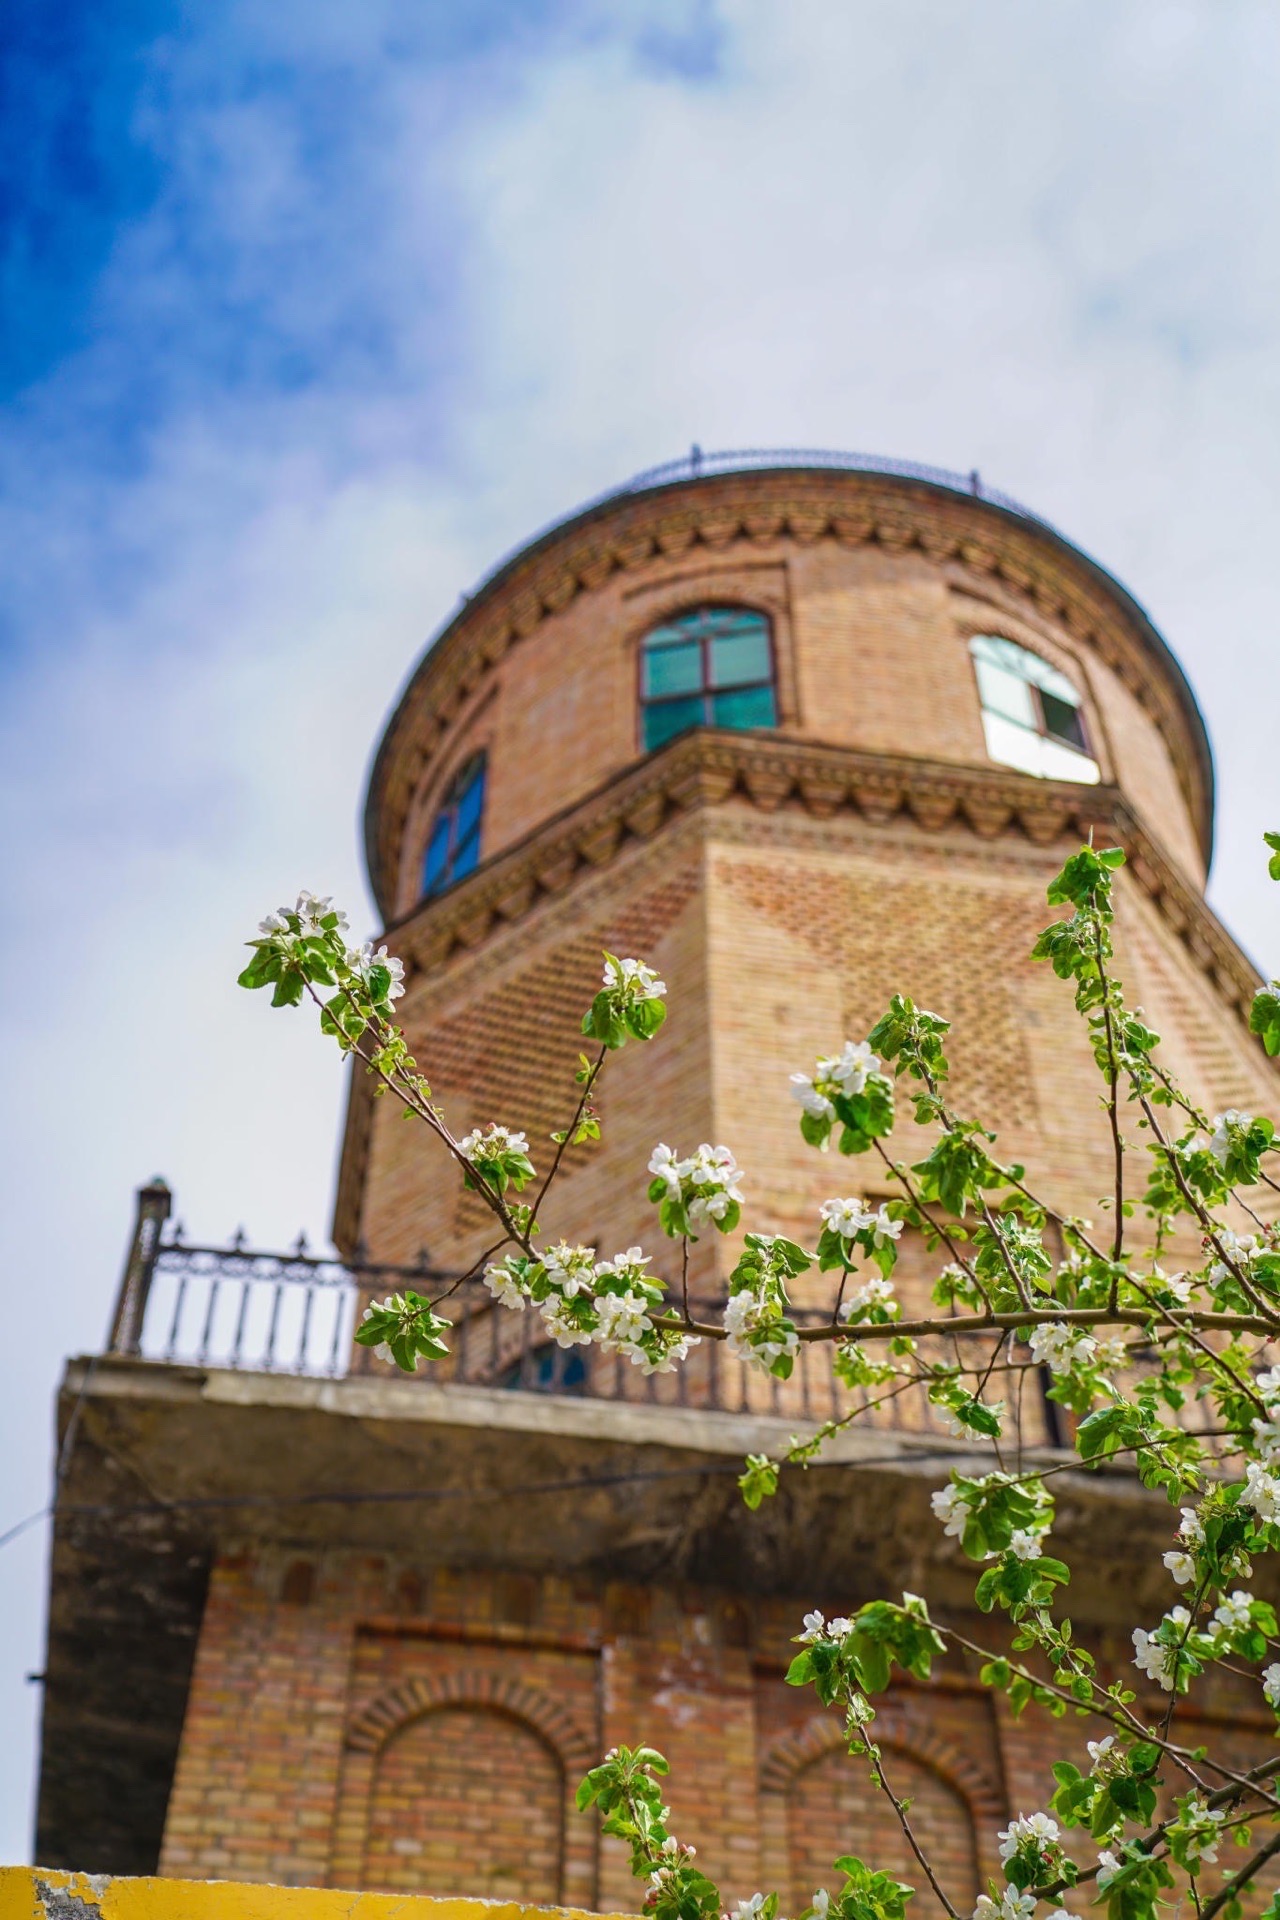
[[335, 453, 1271, 1317]]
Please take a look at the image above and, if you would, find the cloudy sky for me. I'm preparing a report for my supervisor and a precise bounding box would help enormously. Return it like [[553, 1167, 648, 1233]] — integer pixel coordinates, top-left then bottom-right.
[[2, 0, 1279, 1858]]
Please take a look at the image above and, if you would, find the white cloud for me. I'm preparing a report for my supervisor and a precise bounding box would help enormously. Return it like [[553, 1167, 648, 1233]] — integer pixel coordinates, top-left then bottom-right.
[[3, 0, 1279, 1856]]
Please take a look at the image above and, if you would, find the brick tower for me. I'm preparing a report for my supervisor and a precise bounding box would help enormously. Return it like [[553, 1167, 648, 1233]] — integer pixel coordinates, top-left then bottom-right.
[[38, 454, 1277, 1907]]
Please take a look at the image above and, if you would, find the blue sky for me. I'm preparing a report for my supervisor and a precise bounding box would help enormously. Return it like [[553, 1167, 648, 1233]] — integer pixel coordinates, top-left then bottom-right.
[[2, 0, 1279, 1861]]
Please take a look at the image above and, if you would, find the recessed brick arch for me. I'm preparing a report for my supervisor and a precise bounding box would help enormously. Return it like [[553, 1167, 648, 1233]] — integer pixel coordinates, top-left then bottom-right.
[[757, 1696, 1006, 1899], [344, 1664, 596, 1768], [760, 1706, 1004, 1819], [332, 1666, 598, 1902]]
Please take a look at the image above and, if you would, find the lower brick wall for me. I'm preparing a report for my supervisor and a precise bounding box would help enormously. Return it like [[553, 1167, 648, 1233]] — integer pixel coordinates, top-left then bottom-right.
[[160, 1548, 1276, 1916]]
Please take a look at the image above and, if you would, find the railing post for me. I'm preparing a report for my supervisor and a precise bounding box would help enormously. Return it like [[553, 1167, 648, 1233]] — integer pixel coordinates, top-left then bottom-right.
[[107, 1178, 172, 1356]]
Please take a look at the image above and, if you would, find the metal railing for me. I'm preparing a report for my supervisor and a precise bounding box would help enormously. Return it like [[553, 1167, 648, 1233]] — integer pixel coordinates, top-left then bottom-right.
[[102, 1181, 1069, 1440], [460, 447, 1058, 618]]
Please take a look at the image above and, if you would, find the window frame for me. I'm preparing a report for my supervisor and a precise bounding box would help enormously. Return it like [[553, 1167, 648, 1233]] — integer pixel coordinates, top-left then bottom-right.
[[968, 633, 1099, 779], [420, 750, 487, 901], [636, 603, 779, 752]]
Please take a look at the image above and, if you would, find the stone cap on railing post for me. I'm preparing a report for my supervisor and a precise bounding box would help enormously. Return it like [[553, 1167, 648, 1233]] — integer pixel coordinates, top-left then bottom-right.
[[106, 1177, 172, 1356]]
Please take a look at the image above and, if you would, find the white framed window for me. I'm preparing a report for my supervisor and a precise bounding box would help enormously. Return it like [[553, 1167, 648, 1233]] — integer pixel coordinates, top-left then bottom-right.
[[969, 634, 1100, 785]]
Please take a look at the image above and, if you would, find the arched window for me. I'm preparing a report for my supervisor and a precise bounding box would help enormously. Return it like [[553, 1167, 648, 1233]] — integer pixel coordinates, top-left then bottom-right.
[[640, 606, 777, 751], [421, 753, 486, 899], [969, 635, 1099, 784]]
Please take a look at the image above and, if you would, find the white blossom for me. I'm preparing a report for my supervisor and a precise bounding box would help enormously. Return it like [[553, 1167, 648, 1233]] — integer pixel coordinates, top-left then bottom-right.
[[348, 940, 406, 1000], [1131, 1628, 1177, 1690], [603, 954, 666, 1000], [1132, 1608, 1192, 1691], [998, 1812, 1059, 1862], [648, 1143, 683, 1192], [1087, 1735, 1116, 1775], [810, 1891, 830, 1920], [1209, 1110, 1252, 1166], [1242, 1461, 1280, 1525], [790, 1074, 836, 1120], [1178, 1797, 1225, 1864], [1253, 1415, 1280, 1463], [1029, 1322, 1097, 1373], [1211, 1591, 1253, 1636], [539, 1296, 594, 1349], [1153, 1267, 1192, 1306], [870, 1206, 903, 1247], [841, 1275, 896, 1318], [459, 1123, 529, 1161], [1095, 1852, 1121, 1889], [931, 1484, 968, 1540], [820, 1196, 876, 1240], [732, 1898, 766, 1920], [1178, 1507, 1206, 1549], [799, 1610, 828, 1642], [821, 1039, 881, 1092], [595, 1289, 653, 1348], [1008, 1529, 1043, 1562], [1163, 1551, 1196, 1586], [683, 1144, 745, 1227], [1263, 1663, 1280, 1708], [543, 1242, 598, 1297], [483, 1264, 527, 1311], [1258, 1367, 1280, 1404], [973, 1890, 1035, 1920]]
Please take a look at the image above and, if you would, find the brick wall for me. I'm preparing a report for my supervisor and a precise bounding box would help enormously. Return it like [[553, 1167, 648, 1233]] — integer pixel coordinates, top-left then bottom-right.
[[162, 1548, 1280, 1914]]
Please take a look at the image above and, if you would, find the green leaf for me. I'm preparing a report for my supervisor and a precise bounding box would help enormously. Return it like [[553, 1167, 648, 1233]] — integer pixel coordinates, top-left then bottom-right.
[[624, 997, 667, 1041]]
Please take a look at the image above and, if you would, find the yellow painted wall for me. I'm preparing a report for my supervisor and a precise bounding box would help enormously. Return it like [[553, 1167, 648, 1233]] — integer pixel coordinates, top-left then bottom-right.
[[0, 1869, 636, 1920]]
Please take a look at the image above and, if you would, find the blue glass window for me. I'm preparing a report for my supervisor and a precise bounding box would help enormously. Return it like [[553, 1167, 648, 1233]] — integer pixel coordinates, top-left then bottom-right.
[[498, 1345, 588, 1394], [421, 753, 486, 899], [640, 607, 777, 752]]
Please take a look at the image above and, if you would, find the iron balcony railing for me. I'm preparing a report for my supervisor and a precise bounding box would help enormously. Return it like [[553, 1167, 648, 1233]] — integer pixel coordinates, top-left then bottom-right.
[[103, 1180, 1079, 1441], [461, 447, 1056, 616]]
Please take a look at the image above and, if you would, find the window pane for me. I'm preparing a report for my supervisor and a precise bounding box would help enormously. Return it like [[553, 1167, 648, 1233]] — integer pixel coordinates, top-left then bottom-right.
[[643, 639, 703, 698], [1039, 689, 1087, 752], [644, 695, 704, 749], [971, 632, 1078, 704], [710, 623, 771, 688], [452, 822, 482, 879], [975, 659, 1037, 729], [1037, 737, 1100, 786], [712, 684, 777, 730], [423, 813, 452, 893], [971, 633, 1029, 674], [455, 763, 485, 836], [981, 710, 1050, 778]]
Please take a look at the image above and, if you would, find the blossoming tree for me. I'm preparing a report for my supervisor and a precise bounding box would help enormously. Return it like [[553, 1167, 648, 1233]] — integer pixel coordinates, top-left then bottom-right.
[[240, 834, 1280, 1920]]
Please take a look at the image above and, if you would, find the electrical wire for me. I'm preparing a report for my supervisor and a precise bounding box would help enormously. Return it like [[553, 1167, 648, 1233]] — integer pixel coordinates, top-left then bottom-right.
[[0, 1448, 965, 1549]]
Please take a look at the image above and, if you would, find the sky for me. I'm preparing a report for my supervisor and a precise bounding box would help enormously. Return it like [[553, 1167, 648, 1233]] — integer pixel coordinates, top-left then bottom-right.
[[2, 0, 1279, 1862]]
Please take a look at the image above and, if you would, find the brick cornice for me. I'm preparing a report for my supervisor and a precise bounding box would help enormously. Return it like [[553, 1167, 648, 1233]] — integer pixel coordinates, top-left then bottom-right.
[[365, 468, 1214, 915], [332, 729, 1265, 1254], [386, 730, 1255, 1009]]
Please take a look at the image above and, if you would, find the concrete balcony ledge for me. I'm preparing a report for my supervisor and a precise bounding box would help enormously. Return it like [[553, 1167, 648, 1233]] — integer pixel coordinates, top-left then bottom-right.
[[1, 1871, 634, 1920]]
